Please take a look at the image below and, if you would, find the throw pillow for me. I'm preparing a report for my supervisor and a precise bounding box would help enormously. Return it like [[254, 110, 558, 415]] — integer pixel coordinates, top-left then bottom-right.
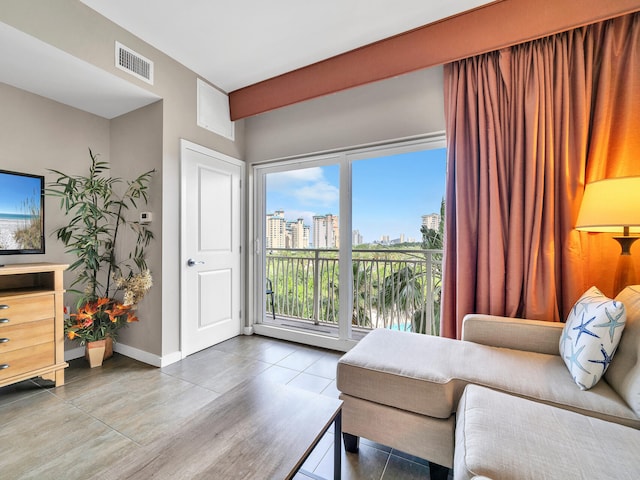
[[559, 286, 626, 390]]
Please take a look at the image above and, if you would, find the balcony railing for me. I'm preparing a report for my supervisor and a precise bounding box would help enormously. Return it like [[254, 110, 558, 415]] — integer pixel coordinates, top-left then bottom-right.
[[265, 247, 443, 335]]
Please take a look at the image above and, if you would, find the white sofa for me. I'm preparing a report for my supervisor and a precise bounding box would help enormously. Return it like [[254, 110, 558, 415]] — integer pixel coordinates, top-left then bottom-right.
[[336, 285, 640, 479]]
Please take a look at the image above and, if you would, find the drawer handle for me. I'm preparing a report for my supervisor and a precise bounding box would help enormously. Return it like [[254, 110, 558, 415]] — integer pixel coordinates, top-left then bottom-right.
[[0, 338, 8, 343], [0, 364, 9, 370], [0, 319, 8, 324], [0, 305, 8, 310]]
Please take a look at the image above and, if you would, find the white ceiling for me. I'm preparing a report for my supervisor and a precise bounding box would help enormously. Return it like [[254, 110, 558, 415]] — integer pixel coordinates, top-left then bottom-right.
[[0, 22, 161, 119], [81, 0, 494, 93]]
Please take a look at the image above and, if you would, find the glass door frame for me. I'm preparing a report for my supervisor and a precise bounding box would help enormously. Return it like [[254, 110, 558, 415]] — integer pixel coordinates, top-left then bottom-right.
[[249, 134, 446, 352]]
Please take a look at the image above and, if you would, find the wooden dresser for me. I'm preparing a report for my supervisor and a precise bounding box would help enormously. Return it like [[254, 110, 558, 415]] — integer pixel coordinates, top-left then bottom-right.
[[0, 263, 68, 388]]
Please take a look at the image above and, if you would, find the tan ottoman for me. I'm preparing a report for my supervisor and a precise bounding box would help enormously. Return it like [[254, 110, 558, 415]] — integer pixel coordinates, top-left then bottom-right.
[[455, 385, 640, 480], [337, 328, 462, 473]]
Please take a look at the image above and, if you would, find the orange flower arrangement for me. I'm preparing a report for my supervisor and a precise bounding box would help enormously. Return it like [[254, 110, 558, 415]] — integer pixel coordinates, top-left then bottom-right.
[[65, 297, 139, 344]]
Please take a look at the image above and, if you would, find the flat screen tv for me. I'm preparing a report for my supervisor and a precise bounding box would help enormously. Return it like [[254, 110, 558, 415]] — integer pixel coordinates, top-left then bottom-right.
[[0, 169, 45, 255]]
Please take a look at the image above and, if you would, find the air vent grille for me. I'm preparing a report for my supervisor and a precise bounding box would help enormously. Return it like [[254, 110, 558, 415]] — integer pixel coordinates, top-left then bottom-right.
[[115, 42, 153, 85]]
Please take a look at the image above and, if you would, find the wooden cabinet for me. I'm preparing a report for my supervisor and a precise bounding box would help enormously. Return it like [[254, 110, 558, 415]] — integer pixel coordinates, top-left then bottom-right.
[[0, 263, 68, 388]]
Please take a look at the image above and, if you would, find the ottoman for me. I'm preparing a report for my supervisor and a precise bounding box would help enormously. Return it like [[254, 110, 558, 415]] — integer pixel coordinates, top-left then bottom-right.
[[336, 328, 462, 470]]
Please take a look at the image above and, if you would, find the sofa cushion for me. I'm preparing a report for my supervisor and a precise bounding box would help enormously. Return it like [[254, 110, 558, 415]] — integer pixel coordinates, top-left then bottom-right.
[[454, 384, 640, 480], [559, 286, 626, 390], [337, 328, 640, 427], [607, 285, 640, 416]]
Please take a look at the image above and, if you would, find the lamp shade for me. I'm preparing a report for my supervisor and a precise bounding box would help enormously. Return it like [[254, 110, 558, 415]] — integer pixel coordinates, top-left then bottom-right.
[[575, 176, 640, 233]]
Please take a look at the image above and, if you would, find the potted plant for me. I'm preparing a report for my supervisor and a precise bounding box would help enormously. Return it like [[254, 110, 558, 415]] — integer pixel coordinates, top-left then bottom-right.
[[48, 148, 154, 366]]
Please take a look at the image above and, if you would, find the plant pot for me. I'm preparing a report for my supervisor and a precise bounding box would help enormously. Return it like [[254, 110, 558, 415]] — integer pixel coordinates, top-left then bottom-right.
[[85, 340, 106, 368], [104, 336, 113, 360]]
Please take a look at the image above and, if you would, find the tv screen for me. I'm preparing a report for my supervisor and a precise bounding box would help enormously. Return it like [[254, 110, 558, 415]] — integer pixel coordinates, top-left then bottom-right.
[[0, 169, 45, 255]]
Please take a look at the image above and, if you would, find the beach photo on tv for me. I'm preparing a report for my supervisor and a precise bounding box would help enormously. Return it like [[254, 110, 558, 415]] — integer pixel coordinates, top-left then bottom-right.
[[0, 171, 43, 252]]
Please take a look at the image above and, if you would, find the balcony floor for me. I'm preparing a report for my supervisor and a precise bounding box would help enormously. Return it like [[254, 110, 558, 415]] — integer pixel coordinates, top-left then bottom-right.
[[0, 335, 450, 479]]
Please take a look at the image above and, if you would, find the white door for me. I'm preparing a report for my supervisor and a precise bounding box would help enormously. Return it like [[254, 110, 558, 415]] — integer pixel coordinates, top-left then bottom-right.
[[181, 140, 243, 357]]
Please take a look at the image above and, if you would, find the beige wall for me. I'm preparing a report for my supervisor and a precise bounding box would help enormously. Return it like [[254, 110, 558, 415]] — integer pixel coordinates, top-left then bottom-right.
[[0, 81, 110, 272], [245, 66, 445, 162], [0, 0, 247, 360], [110, 101, 163, 355], [0, 81, 167, 356], [0, 82, 114, 352]]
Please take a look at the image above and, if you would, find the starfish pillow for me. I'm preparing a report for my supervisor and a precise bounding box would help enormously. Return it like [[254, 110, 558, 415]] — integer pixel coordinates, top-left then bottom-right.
[[559, 286, 626, 390]]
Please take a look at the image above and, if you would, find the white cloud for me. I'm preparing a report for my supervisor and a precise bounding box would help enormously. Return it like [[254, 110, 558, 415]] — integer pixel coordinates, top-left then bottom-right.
[[267, 167, 338, 208], [267, 168, 324, 191], [294, 181, 339, 207]]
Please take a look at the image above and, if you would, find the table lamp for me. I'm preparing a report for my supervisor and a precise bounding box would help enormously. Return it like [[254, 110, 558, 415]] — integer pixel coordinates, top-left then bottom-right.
[[575, 176, 640, 294]]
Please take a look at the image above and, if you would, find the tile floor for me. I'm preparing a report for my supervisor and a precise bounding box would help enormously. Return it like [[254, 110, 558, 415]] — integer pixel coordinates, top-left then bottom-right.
[[0, 335, 449, 479]]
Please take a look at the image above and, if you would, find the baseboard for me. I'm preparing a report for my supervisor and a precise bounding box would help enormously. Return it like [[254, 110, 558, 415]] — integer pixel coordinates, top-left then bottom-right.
[[157, 350, 183, 367], [64, 343, 182, 368], [64, 346, 85, 361], [114, 343, 184, 367]]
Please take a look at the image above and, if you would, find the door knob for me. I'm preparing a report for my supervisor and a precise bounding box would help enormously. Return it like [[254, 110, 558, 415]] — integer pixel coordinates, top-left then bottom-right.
[[187, 258, 205, 267]]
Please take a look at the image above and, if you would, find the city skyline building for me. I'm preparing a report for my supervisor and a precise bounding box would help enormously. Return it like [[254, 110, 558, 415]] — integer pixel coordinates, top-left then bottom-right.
[[422, 213, 441, 231], [266, 211, 312, 249], [391, 234, 406, 244], [352, 229, 363, 246], [288, 218, 310, 249], [313, 214, 339, 248], [268, 209, 435, 248], [266, 210, 287, 248]]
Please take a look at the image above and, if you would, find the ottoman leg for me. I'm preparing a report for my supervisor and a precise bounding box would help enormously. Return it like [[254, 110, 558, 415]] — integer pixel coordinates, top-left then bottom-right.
[[429, 462, 449, 480], [343, 432, 360, 453]]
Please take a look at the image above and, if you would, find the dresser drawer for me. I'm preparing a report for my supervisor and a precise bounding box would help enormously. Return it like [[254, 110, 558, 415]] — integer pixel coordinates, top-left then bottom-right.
[[0, 295, 55, 327], [0, 319, 54, 354], [0, 342, 55, 381]]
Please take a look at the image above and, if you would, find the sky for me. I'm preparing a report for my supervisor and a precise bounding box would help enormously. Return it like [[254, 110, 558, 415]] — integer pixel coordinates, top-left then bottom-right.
[[266, 148, 446, 244], [0, 171, 42, 215]]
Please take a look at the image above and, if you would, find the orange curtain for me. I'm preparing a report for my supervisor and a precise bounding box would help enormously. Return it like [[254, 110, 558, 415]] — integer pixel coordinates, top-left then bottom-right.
[[441, 13, 640, 339], [582, 14, 640, 297]]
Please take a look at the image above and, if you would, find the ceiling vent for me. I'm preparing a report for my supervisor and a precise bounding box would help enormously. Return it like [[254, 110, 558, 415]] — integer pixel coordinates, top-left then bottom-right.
[[115, 42, 153, 85]]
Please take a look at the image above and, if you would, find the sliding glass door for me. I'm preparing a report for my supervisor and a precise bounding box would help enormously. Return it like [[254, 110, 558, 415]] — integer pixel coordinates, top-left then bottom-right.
[[263, 162, 341, 337], [252, 136, 445, 350], [351, 148, 446, 336]]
